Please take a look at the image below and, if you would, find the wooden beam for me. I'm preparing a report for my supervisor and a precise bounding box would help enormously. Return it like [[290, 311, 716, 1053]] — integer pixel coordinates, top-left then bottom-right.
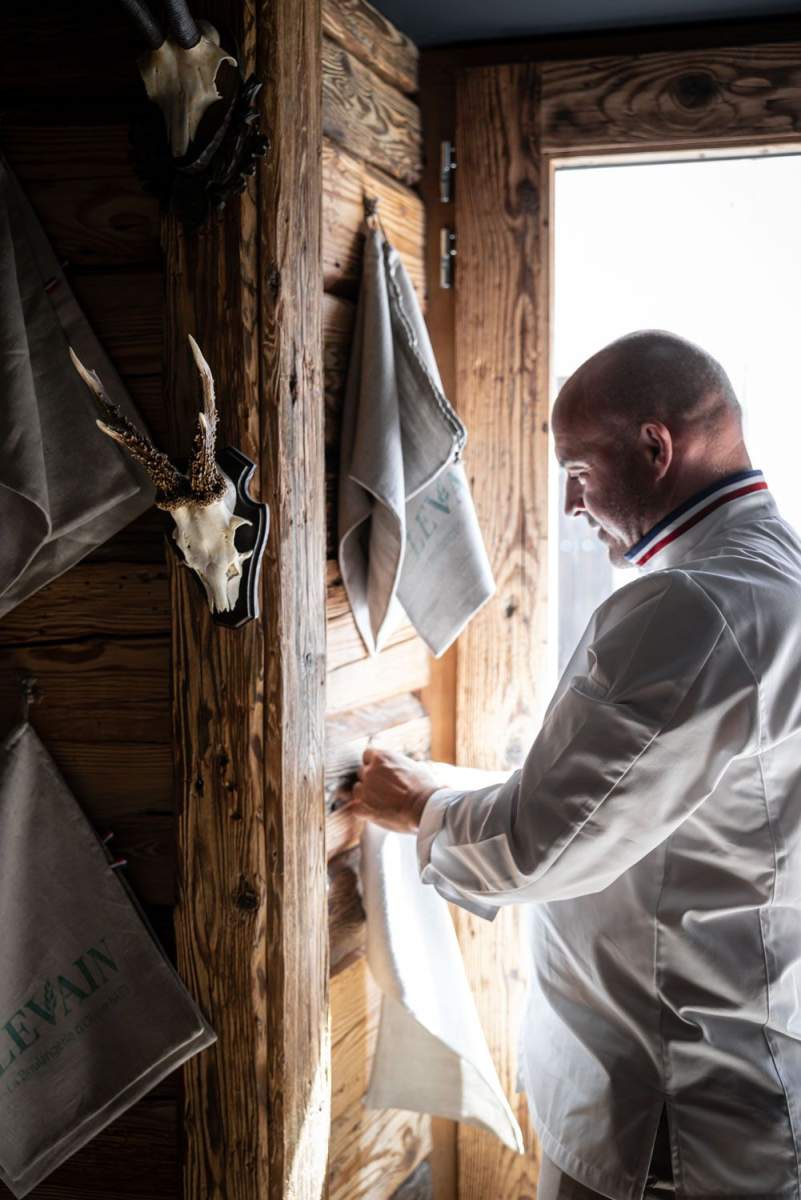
[[323, 139, 425, 301], [452, 63, 547, 1198], [164, 1, 327, 1198], [258, 0, 328, 1193], [322, 0, 419, 94], [323, 37, 422, 186], [540, 41, 801, 155]]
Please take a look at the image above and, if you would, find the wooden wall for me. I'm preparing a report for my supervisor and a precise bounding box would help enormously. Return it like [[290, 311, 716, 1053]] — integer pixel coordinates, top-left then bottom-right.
[[320, 4, 443, 1199], [0, 1, 439, 1197], [0, 4, 176, 1198]]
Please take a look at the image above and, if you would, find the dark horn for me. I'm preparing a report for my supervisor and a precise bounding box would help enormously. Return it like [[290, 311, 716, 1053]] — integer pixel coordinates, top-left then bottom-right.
[[163, 0, 202, 48], [118, 0, 164, 49]]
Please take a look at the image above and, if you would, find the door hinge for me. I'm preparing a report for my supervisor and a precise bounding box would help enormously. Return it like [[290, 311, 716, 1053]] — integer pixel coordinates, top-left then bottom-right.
[[439, 227, 456, 289], [440, 140, 456, 204]]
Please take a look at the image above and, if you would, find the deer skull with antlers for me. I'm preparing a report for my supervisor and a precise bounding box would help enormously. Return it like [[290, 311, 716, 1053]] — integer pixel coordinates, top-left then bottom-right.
[[70, 337, 256, 615], [120, 0, 236, 158]]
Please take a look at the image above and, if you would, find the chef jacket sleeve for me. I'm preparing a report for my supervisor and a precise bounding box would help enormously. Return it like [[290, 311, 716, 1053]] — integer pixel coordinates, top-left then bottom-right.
[[416, 569, 759, 916]]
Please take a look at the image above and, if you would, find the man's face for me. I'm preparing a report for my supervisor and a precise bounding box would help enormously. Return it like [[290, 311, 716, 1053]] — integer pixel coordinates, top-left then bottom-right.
[[553, 408, 649, 568]]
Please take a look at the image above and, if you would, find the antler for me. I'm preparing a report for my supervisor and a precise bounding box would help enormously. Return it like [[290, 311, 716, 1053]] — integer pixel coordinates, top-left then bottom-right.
[[163, 0, 202, 48], [70, 347, 188, 510], [70, 339, 228, 510], [187, 336, 227, 504], [118, 0, 165, 50]]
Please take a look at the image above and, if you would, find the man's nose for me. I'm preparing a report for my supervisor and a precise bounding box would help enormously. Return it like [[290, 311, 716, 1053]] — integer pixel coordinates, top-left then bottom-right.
[[564, 477, 585, 516]]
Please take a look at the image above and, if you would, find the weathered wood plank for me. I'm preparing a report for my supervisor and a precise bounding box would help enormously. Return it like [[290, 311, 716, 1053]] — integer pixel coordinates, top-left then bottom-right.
[[259, 0, 329, 1194], [323, 36, 422, 186], [322, 0, 418, 95], [166, 1, 328, 1197], [327, 634, 430, 714], [0, 116, 137, 180], [0, 563, 170, 645], [452, 63, 546, 1199], [324, 292, 356, 454], [329, 845, 366, 975], [22, 176, 160, 269], [40, 740, 173, 818], [69, 270, 162, 377], [541, 42, 801, 155], [323, 138, 425, 300], [330, 956, 431, 1200], [111, 812, 176, 907], [0, 637, 170, 744]]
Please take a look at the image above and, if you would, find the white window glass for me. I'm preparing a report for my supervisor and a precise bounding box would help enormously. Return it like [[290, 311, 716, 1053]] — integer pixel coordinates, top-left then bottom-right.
[[550, 152, 801, 681]]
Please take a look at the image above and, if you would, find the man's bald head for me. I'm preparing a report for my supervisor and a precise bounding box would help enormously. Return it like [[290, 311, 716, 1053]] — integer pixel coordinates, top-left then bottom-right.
[[555, 330, 741, 437], [553, 330, 751, 567]]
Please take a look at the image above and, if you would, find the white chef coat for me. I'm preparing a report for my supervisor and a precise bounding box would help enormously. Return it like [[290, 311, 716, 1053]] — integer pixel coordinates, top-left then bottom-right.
[[417, 469, 801, 1200]]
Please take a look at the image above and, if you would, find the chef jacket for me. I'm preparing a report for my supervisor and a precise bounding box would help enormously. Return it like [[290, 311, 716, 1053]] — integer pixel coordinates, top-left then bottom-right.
[[417, 469, 801, 1200]]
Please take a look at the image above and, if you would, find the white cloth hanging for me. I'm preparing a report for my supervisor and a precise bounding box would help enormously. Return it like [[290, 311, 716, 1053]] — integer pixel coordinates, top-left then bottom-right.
[[359, 763, 523, 1152]]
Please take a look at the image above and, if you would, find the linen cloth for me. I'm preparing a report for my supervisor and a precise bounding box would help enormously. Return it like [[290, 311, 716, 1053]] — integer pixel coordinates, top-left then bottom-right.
[[338, 224, 495, 657], [0, 722, 215, 1198], [0, 154, 154, 618], [359, 763, 524, 1152], [417, 471, 801, 1199]]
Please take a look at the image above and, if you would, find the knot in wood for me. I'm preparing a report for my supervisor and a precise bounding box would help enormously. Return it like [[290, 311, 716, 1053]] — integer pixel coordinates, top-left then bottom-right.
[[233, 876, 259, 912], [672, 71, 720, 110]]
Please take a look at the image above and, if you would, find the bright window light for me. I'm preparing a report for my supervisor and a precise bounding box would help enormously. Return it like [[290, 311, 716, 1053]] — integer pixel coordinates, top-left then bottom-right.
[[550, 151, 801, 681]]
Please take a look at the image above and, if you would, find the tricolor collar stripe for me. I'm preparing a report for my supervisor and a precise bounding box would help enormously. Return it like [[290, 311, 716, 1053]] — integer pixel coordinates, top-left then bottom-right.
[[625, 471, 767, 567]]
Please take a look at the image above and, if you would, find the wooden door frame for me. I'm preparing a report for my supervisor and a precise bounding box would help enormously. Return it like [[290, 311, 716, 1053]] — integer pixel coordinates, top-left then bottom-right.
[[421, 20, 801, 1200]]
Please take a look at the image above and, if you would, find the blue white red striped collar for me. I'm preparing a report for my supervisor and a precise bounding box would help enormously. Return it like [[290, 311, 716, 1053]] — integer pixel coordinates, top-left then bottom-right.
[[624, 469, 769, 568]]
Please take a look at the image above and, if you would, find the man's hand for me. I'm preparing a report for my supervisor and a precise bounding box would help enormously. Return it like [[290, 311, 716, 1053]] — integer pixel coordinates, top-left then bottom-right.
[[345, 746, 440, 833]]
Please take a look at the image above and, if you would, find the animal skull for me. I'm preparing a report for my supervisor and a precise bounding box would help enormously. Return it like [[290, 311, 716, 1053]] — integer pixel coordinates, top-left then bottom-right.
[[119, 0, 236, 158], [70, 336, 253, 615]]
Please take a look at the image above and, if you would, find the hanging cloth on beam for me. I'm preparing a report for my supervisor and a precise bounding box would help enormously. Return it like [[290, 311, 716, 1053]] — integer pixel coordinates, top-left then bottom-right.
[[337, 217, 495, 658], [360, 792, 524, 1153], [0, 721, 216, 1199], [0, 153, 155, 618]]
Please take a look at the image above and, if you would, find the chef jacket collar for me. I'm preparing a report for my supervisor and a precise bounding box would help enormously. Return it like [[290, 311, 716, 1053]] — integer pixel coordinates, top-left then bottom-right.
[[625, 469, 772, 571]]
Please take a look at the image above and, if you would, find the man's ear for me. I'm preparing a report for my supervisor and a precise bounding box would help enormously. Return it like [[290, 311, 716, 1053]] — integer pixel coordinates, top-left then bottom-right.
[[640, 422, 672, 481]]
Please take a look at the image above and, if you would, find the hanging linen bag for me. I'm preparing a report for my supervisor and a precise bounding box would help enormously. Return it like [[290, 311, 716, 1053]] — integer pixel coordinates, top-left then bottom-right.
[[0, 721, 216, 1199]]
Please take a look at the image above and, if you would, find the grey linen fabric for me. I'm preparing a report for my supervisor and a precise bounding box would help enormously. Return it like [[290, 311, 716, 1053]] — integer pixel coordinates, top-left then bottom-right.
[[0, 154, 154, 618], [0, 722, 216, 1199], [338, 225, 495, 658]]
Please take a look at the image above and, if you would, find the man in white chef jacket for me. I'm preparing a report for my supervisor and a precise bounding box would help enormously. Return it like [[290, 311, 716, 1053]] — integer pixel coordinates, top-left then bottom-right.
[[348, 329, 801, 1200]]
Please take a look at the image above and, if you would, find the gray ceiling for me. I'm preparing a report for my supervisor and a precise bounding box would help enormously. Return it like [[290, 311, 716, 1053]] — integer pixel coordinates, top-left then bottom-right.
[[370, 0, 801, 47]]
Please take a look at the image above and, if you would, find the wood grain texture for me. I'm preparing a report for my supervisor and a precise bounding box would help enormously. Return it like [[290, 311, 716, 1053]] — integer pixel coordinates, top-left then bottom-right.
[[0, 563, 170, 644], [324, 293, 356, 454], [161, 2, 272, 1195], [452, 63, 548, 1200], [329, 957, 431, 1200], [0, 637, 170, 743], [323, 0, 418, 94], [327, 635, 430, 713], [323, 36, 422, 186], [69, 270, 162, 377], [329, 845, 366, 974], [541, 41, 801, 154], [258, 0, 330, 1196], [323, 138, 425, 300]]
